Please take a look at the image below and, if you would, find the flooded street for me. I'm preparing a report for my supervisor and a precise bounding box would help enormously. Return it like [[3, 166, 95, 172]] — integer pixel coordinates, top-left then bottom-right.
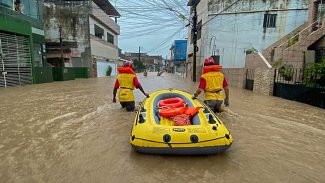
[[0, 73, 324, 183]]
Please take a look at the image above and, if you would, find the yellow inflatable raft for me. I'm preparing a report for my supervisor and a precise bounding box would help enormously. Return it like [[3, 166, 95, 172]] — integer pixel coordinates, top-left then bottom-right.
[[130, 89, 233, 155]]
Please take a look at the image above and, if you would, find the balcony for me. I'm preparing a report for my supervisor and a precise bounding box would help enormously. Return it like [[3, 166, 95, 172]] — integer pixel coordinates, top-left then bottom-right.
[[90, 1, 120, 35]]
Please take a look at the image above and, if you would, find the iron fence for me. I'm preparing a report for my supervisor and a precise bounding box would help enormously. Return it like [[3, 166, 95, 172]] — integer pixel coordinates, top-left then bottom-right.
[[274, 68, 325, 88], [274, 68, 325, 108]]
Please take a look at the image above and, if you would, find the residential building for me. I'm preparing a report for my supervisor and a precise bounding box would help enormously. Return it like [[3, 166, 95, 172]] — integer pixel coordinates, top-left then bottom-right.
[[170, 40, 187, 73], [187, 0, 310, 80], [43, 0, 120, 77], [0, 0, 52, 87], [124, 52, 163, 71]]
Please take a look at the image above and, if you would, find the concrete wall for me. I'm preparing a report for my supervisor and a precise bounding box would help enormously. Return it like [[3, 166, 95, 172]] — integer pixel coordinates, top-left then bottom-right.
[[253, 68, 275, 95], [43, 2, 92, 72], [90, 1, 120, 35], [204, 0, 308, 68], [89, 16, 118, 47], [222, 68, 247, 88], [90, 35, 119, 61], [222, 67, 275, 96], [245, 53, 270, 69]]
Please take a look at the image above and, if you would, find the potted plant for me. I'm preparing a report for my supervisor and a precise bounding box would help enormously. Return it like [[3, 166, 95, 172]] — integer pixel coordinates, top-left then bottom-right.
[[245, 48, 257, 55], [279, 65, 293, 81]]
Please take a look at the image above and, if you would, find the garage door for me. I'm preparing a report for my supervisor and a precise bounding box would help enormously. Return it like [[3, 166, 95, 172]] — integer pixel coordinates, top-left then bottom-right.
[[0, 32, 32, 87], [96, 60, 117, 77]]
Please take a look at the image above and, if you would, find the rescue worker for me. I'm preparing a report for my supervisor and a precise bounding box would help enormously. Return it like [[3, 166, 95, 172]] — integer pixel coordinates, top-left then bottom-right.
[[113, 61, 149, 111], [192, 57, 230, 113]]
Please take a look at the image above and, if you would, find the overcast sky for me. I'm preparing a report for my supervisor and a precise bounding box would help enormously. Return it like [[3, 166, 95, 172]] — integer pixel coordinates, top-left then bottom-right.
[[115, 0, 189, 58]]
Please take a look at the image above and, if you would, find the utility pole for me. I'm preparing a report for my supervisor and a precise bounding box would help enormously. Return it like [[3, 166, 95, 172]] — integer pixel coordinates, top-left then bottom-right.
[[59, 25, 63, 67], [188, 0, 200, 82], [138, 46, 141, 72]]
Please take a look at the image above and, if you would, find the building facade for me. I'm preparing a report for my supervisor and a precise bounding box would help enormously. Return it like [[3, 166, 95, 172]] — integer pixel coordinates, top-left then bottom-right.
[[43, 0, 120, 77], [170, 40, 187, 73], [187, 0, 309, 80], [123, 52, 163, 71], [0, 0, 52, 87]]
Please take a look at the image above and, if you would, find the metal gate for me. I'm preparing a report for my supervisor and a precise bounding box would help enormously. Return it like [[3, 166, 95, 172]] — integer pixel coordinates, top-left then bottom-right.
[[245, 69, 254, 90], [0, 32, 32, 87]]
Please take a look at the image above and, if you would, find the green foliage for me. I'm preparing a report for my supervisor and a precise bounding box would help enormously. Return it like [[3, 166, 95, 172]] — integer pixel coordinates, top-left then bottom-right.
[[274, 59, 293, 81], [287, 35, 299, 48], [245, 48, 257, 55], [303, 59, 325, 88], [106, 65, 112, 76], [279, 65, 294, 81], [132, 59, 145, 72]]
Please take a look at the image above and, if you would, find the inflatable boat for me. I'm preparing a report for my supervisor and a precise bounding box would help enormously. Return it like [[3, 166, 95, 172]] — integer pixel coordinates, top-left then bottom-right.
[[130, 89, 233, 155]]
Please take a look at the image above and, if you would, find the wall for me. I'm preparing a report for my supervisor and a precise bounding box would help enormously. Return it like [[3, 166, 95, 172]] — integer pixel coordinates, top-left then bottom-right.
[[245, 53, 270, 69], [34, 67, 53, 83], [174, 40, 187, 60], [90, 35, 119, 61], [222, 68, 247, 88], [89, 16, 118, 47], [90, 1, 120, 36], [253, 68, 275, 95], [204, 0, 308, 68], [43, 2, 92, 74]]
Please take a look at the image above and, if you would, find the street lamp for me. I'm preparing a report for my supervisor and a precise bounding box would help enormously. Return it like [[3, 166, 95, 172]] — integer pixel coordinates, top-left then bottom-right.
[[187, 0, 200, 82]]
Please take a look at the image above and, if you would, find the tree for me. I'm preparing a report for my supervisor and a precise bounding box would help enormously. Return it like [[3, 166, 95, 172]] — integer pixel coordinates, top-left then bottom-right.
[[132, 58, 145, 72]]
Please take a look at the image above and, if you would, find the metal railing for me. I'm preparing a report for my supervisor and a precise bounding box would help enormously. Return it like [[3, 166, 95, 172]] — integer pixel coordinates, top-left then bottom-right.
[[277, 16, 325, 48], [274, 68, 325, 89]]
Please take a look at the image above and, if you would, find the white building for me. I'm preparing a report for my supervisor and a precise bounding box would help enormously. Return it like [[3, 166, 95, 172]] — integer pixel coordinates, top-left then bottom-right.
[[187, 0, 309, 78], [44, 0, 120, 77], [90, 0, 120, 77]]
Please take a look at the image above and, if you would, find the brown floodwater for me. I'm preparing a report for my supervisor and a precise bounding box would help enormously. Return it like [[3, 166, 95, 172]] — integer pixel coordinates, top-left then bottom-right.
[[0, 73, 324, 183]]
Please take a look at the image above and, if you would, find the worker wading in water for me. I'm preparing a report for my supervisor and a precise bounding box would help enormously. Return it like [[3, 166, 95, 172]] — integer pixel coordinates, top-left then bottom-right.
[[192, 57, 230, 113], [113, 61, 149, 111]]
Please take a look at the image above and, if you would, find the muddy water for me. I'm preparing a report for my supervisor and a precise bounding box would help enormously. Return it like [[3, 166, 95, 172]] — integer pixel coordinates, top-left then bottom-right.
[[0, 73, 324, 183]]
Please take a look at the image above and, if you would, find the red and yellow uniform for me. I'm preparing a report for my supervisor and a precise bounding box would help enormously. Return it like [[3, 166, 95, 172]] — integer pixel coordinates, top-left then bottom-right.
[[114, 73, 140, 102], [199, 71, 228, 101]]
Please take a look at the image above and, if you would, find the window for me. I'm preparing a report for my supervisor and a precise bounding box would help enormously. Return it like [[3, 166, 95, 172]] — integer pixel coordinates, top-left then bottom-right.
[[263, 14, 277, 28], [94, 24, 104, 39], [107, 32, 114, 44]]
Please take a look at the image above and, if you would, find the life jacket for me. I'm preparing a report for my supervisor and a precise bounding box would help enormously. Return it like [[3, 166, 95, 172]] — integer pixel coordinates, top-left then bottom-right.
[[184, 107, 200, 117], [201, 69, 224, 101], [117, 70, 136, 102], [159, 107, 187, 118], [117, 67, 135, 75], [158, 97, 186, 108], [203, 65, 222, 74]]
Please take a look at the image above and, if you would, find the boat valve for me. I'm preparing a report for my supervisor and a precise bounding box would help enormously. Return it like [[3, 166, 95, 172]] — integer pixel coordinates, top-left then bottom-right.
[[163, 134, 171, 143], [190, 135, 199, 143]]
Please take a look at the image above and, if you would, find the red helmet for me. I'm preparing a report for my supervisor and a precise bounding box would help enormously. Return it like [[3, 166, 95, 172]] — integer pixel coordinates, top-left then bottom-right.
[[204, 57, 215, 65], [123, 61, 133, 68]]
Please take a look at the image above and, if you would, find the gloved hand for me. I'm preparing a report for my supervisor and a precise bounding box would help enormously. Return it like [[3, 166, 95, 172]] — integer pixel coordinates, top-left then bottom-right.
[[224, 98, 229, 107], [112, 98, 117, 103], [144, 93, 150, 98], [192, 94, 197, 99]]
